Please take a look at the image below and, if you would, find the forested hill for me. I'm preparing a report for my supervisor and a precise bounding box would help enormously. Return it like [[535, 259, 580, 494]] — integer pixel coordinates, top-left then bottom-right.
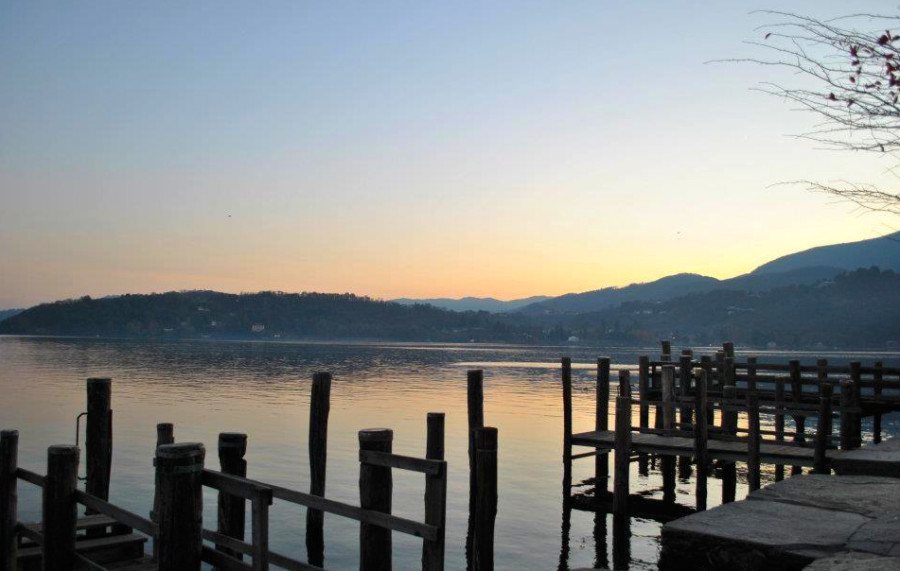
[[0, 291, 534, 343]]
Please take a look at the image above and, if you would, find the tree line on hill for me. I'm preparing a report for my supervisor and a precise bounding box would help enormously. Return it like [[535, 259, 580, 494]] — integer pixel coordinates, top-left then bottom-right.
[[1, 268, 899, 349]]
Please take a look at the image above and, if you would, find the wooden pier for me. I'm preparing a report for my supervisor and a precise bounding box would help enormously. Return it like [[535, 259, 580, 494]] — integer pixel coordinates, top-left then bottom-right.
[[0, 372, 503, 571]]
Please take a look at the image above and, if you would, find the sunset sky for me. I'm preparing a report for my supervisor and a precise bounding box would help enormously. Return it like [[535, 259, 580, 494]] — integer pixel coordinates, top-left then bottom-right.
[[2, 1, 898, 309]]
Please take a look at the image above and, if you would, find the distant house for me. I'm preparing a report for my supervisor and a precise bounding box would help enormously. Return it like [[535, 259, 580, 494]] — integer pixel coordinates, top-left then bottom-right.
[[251, 324, 265, 333], [568, 335, 580, 343]]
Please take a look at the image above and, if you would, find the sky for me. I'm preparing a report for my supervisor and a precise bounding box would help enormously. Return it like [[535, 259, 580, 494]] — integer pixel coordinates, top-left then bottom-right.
[[2, 1, 899, 308]]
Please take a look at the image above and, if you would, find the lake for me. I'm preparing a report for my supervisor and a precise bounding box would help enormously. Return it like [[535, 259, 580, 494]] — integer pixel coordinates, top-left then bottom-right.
[[1, 336, 898, 570]]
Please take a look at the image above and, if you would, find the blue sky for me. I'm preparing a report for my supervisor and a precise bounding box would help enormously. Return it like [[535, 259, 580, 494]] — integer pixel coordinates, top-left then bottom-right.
[[1, 2, 898, 307]]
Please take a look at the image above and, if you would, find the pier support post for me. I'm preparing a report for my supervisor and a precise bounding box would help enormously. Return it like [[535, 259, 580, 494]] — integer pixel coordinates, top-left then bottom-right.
[[790, 360, 806, 476], [43, 445, 79, 571], [814, 383, 834, 474], [423, 413, 446, 571], [748, 394, 761, 492], [874, 361, 884, 444], [0, 431, 18, 571], [694, 371, 708, 511], [156, 443, 205, 571], [840, 380, 854, 450], [597, 358, 611, 495], [474, 427, 498, 571], [307, 371, 331, 567], [774, 378, 785, 481], [849, 362, 863, 449], [721, 385, 737, 504], [637, 356, 649, 475], [678, 355, 693, 479], [152, 423, 174, 560], [217, 433, 248, 561], [466, 370, 484, 569], [562, 358, 573, 464], [359, 429, 393, 571], [660, 341, 672, 362], [613, 371, 632, 518], [86, 378, 112, 510], [661, 366, 676, 504]]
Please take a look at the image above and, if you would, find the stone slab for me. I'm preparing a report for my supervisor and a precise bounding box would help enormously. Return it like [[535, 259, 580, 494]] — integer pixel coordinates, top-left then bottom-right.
[[832, 438, 900, 478], [804, 552, 900, 570], [749, 475, 900, 517], [847, 513, 900, 558]]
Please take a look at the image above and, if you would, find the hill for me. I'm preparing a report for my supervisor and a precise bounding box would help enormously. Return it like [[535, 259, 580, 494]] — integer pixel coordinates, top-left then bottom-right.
[[0, 309, 23, 323], [391, 295, 552, 313], [0, 291, 537, 343], [560, 268, 900, 349], [751, 231, 900, 274]]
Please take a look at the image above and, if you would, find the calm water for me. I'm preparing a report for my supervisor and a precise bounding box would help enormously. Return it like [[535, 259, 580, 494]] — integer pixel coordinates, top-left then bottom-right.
[[1, 336, 898, 570]]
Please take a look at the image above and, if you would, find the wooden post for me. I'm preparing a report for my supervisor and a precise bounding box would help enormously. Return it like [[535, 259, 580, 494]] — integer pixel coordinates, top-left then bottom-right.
[[423, 413, 446, 571], [814, 383, 834, 474], [307, 371, 331, 568], [0, 431, 17, 571], [156, 443, 205, 571], [473, 427, 498, 571], [849, 362, 862, 449], [694, 371, 708, 511], [700, 356, 714, 426], [747, 357, 757, 392], [562, 358, 573, 464], [661, 365, 676, 504], [152, 423, 174, 560], [251, 486, 272, 571], [466, 369, 484, 571], [613, 371, 632, 518], [747, 394, 761, 492], [723, 342, 735, 359], [721, 385, 737, 504], [678, 355, 693, 478], [359, 429, 393, 571], [789, 360, 805, 476], [660, 340, 672, 362], [715, 351, 725, 388], [637, 356, 649, 475], [217, 433, 248, 561], [43, 445, 79, 571], [597, 358, 611, 493], [874, 361, 884, 444], [774, 379, 785, 481], [840, 380, 853, 450], [86, 378, 112, 507]]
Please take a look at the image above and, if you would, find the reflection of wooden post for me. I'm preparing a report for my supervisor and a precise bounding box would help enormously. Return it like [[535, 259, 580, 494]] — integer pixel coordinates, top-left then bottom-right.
[[359, 429, 392, 571], [814, 383, 834, 474], [474, 427, 498, 571], [613, 371, 632, 517], [0, 430, 17, 571], [217, 433, 247, 561], [423, 413, 446, 571], [156, 443, 205, 571], [597, 358, 611, 493], [43, 445, 80, 571], [86, 378, 112, 508], [307, 371, 331, 568], [694, 371, 708, 511]]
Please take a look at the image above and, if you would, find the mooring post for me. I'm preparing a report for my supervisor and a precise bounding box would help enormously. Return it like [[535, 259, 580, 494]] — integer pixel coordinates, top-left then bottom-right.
[[474, 427, 498, 571], [0, 430, 18, 571], [43, 445, 79, 571], [678, 355, 693, 479], [152, 423, 174, 560], [700, 356, 714, 426], [789, 360, 805, 476], [466, 369, 484, 571], [307, 371, 331, 568], [156, 443, 205, 571], [661, 365, 676, 504], [217, 433, 248, 561], [86, 378, 112, 515], [774, 378, 785, 481], [359, 429, 392, 571], [597, 358, 611, 494], [814, 383, 834, 474], [874, 361, 884, 444], [423, 413, 446, 571], [694, 370, 708, 511], [840, 380, 853, 450], [613, 371, 632, 518], [748, 393, 761, 492], [562, 357, 573, 465], [721, 385, 737, 504], [849, 362, 862, 449], [637, 356, 649, 474]]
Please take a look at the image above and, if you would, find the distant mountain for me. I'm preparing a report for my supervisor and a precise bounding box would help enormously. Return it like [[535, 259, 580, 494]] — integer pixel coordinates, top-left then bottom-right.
[[0, 309, 23, 323], [752, 231, 900, 274], [392, 296, 552, 313], [518, 273, 722, 315], [0, 291, 539, 343]]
